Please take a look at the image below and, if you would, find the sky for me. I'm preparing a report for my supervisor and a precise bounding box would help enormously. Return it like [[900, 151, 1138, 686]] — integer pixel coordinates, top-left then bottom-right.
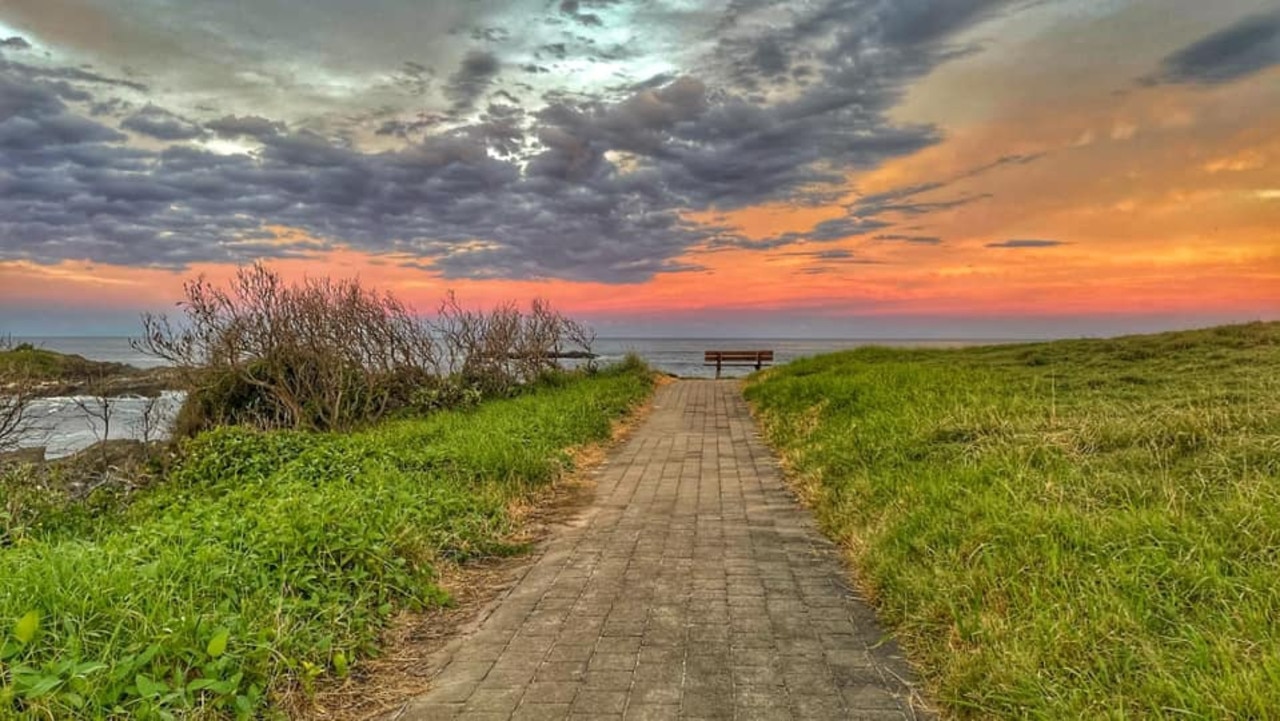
[[0, 0, 1277, 337]]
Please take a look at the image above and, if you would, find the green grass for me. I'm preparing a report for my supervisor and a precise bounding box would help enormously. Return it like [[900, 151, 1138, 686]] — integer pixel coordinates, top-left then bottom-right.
[[0, 365, 653, 719], [0, 346, 133, 382], [745, 322, 1280, 719]]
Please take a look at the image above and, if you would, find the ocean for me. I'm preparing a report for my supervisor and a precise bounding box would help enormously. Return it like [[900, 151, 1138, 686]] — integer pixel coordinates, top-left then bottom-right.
[[8, 335, 1011, 458], [13, 336, 1008, 378]]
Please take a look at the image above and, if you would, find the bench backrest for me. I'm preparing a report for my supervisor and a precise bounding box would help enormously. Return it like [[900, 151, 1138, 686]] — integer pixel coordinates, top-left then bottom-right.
[[704, 350, 774, 363]]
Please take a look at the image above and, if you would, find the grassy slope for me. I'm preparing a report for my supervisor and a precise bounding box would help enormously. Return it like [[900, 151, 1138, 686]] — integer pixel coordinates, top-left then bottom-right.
[[0, 366, 652, 719], [0, 347, 134, 381], [745, 322, 1280, 719]]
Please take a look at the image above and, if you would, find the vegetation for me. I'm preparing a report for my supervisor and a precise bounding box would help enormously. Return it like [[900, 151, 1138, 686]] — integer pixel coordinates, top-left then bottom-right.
[[139, 265, 596, 435], [0, 338, 35, 456], [1, 269, 636, 718], [0, 340, 173, 459], [0, 364, 652, 719], [0, 344, 135, 384], [745, 322, 1280, 719]]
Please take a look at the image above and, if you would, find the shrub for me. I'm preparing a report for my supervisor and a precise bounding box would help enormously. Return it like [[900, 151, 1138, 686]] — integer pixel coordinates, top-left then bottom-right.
[[434, 293, 597, 397], [137, 265, 440, 433], [137, 265, 599, 434]]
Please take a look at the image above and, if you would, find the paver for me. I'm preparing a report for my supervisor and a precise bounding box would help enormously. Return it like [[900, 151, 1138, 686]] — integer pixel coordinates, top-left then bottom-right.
[[399, 381, 931, 720]]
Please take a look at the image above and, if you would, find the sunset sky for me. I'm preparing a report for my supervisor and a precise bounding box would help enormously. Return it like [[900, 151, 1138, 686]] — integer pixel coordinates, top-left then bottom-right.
[[0, 0, 1277, 337]]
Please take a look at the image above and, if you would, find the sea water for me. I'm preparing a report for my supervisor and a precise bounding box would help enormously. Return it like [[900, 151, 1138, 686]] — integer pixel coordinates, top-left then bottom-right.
[[6, 336, 1003, 458]]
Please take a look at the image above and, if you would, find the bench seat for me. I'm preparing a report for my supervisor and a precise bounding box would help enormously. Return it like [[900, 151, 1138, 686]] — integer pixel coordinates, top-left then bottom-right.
[[704, 350, 774, 378]]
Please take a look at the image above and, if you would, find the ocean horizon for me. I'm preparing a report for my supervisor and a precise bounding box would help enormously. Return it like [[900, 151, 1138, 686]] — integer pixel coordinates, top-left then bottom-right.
[[11, 335, 1029, 379]]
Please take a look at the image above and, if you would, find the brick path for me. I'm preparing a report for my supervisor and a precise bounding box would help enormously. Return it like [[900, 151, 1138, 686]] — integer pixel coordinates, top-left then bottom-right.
[[402, 381, 930, 720]]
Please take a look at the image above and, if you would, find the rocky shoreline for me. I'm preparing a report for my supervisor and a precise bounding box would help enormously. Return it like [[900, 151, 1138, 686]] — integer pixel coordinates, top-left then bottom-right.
[[17, 366, 183, 399], [1, 345, 183, 399], [2, 347, 186, 463]]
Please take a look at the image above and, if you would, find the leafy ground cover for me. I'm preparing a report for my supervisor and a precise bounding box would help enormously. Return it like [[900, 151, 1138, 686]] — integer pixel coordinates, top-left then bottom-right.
[[0, 364, 652, 719], [745, 322, 1280, 719]]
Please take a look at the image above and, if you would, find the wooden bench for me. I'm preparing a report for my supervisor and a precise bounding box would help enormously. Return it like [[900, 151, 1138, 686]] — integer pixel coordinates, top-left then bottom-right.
[[704, 350, 774, 379]]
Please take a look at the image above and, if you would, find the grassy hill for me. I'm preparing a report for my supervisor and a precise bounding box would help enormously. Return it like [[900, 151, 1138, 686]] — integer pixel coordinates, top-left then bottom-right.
[[746, 322, 1280, 718], [0, 365, 653, 719], [0, 344, 131, 380], [0, 344, 173, 397]]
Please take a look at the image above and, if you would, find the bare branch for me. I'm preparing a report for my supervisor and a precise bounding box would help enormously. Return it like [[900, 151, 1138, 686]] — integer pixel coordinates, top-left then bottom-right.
[[0, 340, 32, 455]]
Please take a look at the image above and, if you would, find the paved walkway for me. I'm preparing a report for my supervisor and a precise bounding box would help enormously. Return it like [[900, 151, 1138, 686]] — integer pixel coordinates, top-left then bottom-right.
[[402, 381, 929, 720]]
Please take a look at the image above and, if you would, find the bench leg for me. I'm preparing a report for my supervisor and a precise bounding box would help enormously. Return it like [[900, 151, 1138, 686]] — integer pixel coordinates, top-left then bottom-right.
[[716, 360, 722, 379]]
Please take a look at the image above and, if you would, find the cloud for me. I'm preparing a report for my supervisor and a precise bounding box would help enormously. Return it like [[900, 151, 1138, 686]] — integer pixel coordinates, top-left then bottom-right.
[[736, 150, 1039, 251], [767, 217, 894, 247], [873, 234, 943, 244], [120, 105, 204, 140], [793, 255, 885, 275], [0, 0, 1040, 283], [956, 151, 1045, 179], [446, 50, 500, 113], [375, 114, 446, 138], [807, 248, 855, 260], [0, 72, 127, 150], [206, 115, 286, 140], [752, 38, 790, 77], [723, 174, 992, 252], [0, 47, 149, 96], [779, 247, 883, 263], [1147, 10, 1280, 85], [985, 239, 1065, 248], [1, 37, 32, 51]]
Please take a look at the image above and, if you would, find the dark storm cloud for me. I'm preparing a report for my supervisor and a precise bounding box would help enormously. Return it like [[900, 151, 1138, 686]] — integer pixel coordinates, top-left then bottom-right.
[[446, 50, 501, 113], [1147, 10, 1280, 85], [120, 105, 204, 140], [0, 62, 708, 280], [1, 0, 1039, 283], [0, 73, 126, 149], [986, 239, 1065, 248], [1, 37, 32, 50], [752, 38, 790, 76]]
